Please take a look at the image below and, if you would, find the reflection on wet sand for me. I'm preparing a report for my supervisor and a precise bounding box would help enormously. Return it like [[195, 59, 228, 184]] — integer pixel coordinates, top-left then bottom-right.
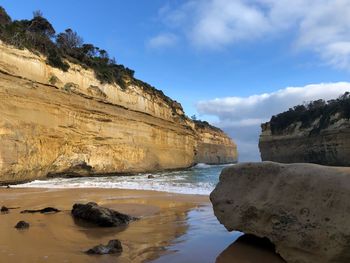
[[0, 188, 205, 263], [216, 234, 286, 263], [0, 188, 286, 263]]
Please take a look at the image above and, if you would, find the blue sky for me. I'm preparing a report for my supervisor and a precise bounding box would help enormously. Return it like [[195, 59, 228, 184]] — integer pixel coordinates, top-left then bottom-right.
[[1, 0, 350, 161]]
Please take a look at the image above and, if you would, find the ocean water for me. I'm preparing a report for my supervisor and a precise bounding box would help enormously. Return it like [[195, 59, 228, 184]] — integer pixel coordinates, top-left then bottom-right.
[[14, 163, 234, 195]]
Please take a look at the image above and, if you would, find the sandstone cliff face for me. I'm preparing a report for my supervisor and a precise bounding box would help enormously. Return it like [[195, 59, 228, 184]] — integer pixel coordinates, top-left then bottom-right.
[[194, 121, 237, 164], [0, 42, 237, 183], [211, 162, 350, 263], [259, 115, 350, 166]]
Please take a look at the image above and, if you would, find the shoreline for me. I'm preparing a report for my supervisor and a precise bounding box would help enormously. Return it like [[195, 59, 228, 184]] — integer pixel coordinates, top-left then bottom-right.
[[7, 164, 234, 195], [5, 186, 210, 197], [1, 162, 236, 187]]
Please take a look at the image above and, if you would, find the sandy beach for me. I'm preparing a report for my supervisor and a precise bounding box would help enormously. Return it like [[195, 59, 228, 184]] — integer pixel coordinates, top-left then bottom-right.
[[0, 187, 208, 263], [0, 187, 285, 263]]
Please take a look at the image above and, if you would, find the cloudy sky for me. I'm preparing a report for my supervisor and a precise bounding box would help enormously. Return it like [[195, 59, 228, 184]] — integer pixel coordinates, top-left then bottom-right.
[[2, 0, 350, 161]]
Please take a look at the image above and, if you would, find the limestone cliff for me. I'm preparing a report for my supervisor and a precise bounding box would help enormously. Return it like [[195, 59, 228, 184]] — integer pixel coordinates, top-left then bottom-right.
[[259, 110, 350, 166], [0, 42, 237, 183], [193, 120, 237, 164]]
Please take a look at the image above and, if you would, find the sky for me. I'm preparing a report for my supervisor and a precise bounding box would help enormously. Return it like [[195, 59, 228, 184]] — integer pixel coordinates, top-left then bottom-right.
[[1, 0, 350, 161]]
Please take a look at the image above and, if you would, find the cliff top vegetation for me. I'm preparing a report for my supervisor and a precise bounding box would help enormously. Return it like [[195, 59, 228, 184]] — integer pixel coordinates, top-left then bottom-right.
[[267, 92, 350, 135], [0, 7, 177, 108], [193, 119, 223, 133]]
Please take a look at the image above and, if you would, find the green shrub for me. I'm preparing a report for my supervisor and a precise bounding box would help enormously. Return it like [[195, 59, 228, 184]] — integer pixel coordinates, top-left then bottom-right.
[[269, 92, 350, 135], [47, 48, 69, 71], [0, 6, 175, 108]]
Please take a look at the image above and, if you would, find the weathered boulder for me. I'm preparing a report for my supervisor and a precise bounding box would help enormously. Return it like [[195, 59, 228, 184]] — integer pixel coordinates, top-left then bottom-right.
[[210, 162, 350, 263], [85, 239, 123, 255], [71, 202, 136, 227]]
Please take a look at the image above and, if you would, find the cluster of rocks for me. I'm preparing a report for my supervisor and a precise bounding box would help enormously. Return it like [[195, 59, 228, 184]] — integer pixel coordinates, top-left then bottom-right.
[[1, 202, 136, 256], [210, 162, 350, 263]]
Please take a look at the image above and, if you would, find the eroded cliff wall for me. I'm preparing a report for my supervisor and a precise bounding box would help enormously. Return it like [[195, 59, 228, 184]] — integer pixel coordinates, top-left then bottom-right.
[[259, 116, 350, 166], [0, 42, 237, 183], [194, 121, 237, 164]]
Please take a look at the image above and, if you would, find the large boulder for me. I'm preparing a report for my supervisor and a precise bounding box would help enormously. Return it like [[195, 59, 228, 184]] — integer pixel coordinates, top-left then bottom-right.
[[210, 162, 350, 263], [71, 202, 136, 227]]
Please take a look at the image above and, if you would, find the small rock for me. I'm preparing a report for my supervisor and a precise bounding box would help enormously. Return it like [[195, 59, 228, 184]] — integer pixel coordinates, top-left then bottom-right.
[[21, 207, 60, 214], [147, 175, 155, 179], [1, 206, 9, 213], [15, 221, 29, 229], [72, 202, 136, 227], [86, 239, 123, 255], [6, 185, 10, 189]]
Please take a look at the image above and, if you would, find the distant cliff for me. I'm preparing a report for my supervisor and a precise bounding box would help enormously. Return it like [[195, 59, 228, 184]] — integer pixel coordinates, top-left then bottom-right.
[[259, 95, 350, 166], [0, 42, 237, 184], [194, 120, 237, 164]]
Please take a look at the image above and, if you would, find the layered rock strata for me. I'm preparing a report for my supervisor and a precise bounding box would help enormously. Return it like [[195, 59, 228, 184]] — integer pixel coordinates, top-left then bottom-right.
[[259, 116, 350, 166], [194, 120, 237, 164], [0, 42, 237, 183], [211, 161, 350, 263]]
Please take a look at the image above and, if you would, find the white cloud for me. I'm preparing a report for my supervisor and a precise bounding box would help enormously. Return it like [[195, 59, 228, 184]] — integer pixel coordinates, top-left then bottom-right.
[[157, 0, 350, 69], [189, 0, 271, 49], [147, 33, 178, 49], [196, 82, 350, 161]]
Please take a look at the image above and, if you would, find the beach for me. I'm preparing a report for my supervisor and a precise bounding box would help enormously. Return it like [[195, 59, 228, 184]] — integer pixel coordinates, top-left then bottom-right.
[[0, 187, 285, 263], [0, 187, 209, 262]]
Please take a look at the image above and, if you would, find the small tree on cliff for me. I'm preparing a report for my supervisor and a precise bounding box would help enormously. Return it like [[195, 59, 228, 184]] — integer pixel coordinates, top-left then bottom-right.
[[56, 28, 83, 50]]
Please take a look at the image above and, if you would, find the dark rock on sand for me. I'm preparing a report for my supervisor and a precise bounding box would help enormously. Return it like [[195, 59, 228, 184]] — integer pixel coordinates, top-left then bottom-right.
[[15, 221, 29, 229], [148, 175, 155, 179], [71, 202, 136, 227], [1, 206, 9, 213], [86, 239, 123, 255], [21, 207, 60, 214], [210, 161, 350, 263]]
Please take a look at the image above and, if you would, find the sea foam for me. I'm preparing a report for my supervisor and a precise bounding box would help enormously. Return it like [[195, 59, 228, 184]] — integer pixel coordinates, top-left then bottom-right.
[[14, 164, 234, 195]]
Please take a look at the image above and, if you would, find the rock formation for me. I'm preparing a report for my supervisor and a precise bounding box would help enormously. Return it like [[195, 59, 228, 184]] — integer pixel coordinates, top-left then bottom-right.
[[210, 162, 350, 263], [15, 221, 30, 229], [71, 202, 136, 227], [259, 121, 350, 166], [85, 239, 123, 255], [21, 207, 60, 214], [259, 96, 350, 166], [194, 120, 237, 164], [0, 42, 237, 184], [0, 206, 9, 213]]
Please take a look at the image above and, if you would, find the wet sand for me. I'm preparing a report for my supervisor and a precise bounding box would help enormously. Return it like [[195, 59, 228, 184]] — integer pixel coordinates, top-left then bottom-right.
[[0, 187, 285, 263], [0, 187, 207, 263]]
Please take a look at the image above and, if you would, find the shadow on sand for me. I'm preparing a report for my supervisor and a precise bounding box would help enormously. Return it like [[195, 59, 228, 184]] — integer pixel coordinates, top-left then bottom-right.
[[216, 234, 286, 263]]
